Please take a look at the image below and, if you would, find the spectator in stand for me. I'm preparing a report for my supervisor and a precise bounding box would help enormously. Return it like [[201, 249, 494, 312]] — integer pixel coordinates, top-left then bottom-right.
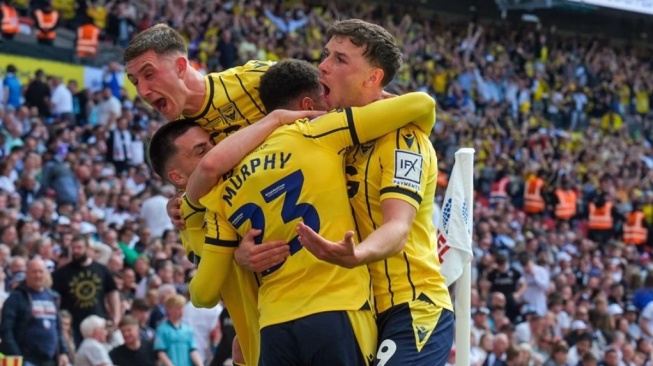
[[52, 234, 120, 346], [0, 258, 70, 366], [24, 69, 51, 118], [59, 310, 76, 361], [131, 298, 155, 343], [154, 294, 203, 366], [49, 76, 75, 127], [97, 86, 122, 128], [518, 251, 550, 316], [105, 116, 133, 175], [109, 315, 157, 366], [39, 149, 79, 207], [3, 64, 21, 110], [140, 185, 174, 238], [182, 299, 221, 365], [32, 1, 59, 46], [74, 315, 112, 366]]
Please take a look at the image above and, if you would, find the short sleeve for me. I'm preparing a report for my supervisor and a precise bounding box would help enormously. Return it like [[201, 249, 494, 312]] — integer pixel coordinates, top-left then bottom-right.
[[377, 126, 433, 210], [154, 326, 168, 351]]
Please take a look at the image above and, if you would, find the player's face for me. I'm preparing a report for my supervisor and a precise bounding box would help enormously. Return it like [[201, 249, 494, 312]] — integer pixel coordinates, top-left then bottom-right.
[[318, 36, 377, 110], [170, 126, 214, 186], [126, 50, 188, 121]]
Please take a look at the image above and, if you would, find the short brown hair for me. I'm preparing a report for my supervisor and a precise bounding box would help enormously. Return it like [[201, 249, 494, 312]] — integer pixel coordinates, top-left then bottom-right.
[[164, 294, 186, 308], [119, 314, 139, 328], [124, 24, 188, 64], [326, 19, 402, 86]]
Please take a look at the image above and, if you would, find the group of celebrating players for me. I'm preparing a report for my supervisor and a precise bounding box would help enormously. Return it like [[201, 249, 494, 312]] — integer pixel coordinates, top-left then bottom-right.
[[125, 18, 454, 366]]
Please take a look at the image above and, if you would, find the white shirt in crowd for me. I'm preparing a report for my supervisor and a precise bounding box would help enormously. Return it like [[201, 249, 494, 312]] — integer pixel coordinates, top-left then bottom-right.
[[639, 301, 653, 342], [140, 194, 174, 238], [51, 83, 73, 115], [182, 302, 222, 364], [514, 321, 532, 344], [521, 264, 550, 316], [74, 338, 112, 366], [98, 95, 122, 127]]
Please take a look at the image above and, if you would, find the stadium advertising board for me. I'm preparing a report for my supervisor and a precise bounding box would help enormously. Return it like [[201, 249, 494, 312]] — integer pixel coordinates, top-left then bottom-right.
[[0, 54, 137, 98]]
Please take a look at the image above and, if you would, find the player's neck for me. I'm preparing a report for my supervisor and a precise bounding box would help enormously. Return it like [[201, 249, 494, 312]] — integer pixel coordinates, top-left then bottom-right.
[[365, 89, 384, 105], [183, 69, 208, 116]]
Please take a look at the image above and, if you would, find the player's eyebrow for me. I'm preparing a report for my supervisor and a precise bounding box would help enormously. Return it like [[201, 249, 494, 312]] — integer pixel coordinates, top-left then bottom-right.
[[135, 63, 153, 76], [192, 142, 209, 150], [333, 51, 349, 60]]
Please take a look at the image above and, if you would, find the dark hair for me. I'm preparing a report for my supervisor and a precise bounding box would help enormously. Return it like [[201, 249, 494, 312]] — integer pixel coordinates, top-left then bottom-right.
[[71, 234, 90, 247], [326, 19, 402, 86], [131, 298, 150, 311], [577, 333, 593, 343], [124, 23, 188, 63], [259, 59, 322, 112], [147, 119, 198, 185], [6, 64, 16, 74], [517, 251, 531, 266]]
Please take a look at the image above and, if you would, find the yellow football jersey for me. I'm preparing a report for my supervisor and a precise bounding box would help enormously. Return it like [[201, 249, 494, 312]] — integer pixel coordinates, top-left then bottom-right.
[[190, 93, 436, 329], [179, 195, 206, 262], [179, 195, 261, 366], [346, 125, 453, 314], [184, 60, 273, 143]]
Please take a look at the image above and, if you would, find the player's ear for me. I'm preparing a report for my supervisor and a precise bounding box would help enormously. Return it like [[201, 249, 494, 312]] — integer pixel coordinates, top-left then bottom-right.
[[175, 56, 188, 78], [301, 96, 314, 111], [167, 170, 185, 187], [366, 68, 384, 87]]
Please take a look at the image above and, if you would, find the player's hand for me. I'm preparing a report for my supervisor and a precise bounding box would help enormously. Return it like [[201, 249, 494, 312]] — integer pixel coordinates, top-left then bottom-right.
[[297, 222, 359, 268], [235, 229, 290, 272], [271, 109, 326, 127], [167, 191, 185, 230]]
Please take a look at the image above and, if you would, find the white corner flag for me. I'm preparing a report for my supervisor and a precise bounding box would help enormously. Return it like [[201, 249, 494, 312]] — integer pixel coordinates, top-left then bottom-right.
[[437, 148, 475, 286], [436, 148, 475, 366]]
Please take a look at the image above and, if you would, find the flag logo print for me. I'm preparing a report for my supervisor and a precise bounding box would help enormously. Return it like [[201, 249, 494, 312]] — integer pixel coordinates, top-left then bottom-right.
[[442, 198, 452, 234], [462, 200, 470, 234], [438, 149, 475, 287]]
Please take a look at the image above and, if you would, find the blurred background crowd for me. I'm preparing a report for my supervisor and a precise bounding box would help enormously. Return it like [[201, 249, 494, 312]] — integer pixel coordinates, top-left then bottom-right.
[[0, 0, 653, 365]]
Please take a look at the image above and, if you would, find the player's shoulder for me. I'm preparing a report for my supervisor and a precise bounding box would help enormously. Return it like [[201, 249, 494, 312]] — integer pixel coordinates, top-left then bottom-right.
[[198, 183, 227, 211], [209, 60, 273, 79], [181, 194, 206, 213], [375, 124, 427, 148]]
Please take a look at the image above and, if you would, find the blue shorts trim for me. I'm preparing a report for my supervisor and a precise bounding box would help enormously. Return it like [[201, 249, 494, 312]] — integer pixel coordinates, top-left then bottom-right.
[[374, 300, 454, 366]]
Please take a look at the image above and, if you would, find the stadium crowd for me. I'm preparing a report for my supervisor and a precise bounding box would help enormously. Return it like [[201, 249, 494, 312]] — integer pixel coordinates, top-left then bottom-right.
[[0, 0, 652, 365]]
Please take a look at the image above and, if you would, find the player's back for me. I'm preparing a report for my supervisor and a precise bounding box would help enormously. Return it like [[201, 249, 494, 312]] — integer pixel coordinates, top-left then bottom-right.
[[347, 125, 453, 314], [184, 60, 272, 142], [214, 121, 370, 329]]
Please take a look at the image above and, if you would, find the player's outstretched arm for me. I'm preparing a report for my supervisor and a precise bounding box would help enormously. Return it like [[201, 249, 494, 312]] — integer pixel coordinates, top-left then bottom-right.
[[189, 245, 234, 308], [297, 198, 416, 268], [186, 109, 324, 204], [234, 229, 290, 272], [353, 91, 435, 141]]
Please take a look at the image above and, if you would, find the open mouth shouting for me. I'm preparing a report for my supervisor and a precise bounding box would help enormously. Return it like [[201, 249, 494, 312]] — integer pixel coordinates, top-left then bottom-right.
[[153, 98, 167, 114], [320, 80, 331, 108]]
